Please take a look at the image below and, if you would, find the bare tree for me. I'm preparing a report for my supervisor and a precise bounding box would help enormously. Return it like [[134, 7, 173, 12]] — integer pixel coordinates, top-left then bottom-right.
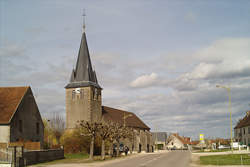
[[47, 112, 65, 145], [78, 120, 100, 160]]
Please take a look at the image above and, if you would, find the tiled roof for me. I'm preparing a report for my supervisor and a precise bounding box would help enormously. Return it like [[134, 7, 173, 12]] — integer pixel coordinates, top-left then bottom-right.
[[234, 111, 250, 129], [0, 87, 29, 124], [102, 106, 150, 130], [173, 133, 191, 145]]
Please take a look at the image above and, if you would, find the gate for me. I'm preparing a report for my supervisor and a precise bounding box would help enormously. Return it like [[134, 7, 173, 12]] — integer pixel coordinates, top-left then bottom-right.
[[0, 148, 13, 166]]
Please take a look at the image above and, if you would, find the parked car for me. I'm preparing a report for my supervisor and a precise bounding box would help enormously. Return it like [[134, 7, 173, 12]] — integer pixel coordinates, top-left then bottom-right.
[[218, 145, 230, 149]]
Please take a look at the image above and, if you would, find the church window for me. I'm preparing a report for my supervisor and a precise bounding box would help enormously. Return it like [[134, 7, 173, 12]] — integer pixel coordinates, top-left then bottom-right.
[[80, 89, 84, 99], [72, 90, 76, 99], [94, 88, 98, 100]]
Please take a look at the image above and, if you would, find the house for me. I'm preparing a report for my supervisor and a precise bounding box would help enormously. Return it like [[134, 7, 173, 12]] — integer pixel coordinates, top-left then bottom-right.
[[152, 132, 168, 150], [234, 111, 250, 145], [166, 133, 191, 150], [64, 29, 153, 153], [0, 87, 44, 148]]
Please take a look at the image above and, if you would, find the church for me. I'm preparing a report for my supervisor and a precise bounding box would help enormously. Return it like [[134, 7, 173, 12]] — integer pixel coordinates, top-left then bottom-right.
[[64, 28, 153, 153]]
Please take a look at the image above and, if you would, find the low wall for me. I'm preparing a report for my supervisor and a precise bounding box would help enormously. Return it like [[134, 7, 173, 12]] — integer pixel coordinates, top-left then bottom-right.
[[23, 149, 64, 165]]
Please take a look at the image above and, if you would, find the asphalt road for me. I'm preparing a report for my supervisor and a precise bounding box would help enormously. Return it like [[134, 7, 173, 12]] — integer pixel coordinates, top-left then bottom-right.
[[100, 151, 191, 167]]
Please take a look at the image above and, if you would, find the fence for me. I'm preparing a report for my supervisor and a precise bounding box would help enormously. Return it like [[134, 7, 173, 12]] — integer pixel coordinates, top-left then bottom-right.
[[0, 148, 13, 164]]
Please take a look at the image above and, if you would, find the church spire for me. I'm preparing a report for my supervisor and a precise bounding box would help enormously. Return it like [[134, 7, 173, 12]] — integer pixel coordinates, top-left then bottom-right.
[[65, 17, 101, 89]]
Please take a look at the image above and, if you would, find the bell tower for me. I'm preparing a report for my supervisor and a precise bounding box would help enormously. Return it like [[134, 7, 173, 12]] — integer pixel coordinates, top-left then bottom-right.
[[65, 27, 102, 129]]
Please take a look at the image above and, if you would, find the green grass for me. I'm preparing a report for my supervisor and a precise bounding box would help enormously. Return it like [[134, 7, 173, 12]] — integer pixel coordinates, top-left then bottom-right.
[[64, 152, 89, 159], [196, 149, 232, 153], [33, 152, 130, 166], [200, 154, 250, 165]]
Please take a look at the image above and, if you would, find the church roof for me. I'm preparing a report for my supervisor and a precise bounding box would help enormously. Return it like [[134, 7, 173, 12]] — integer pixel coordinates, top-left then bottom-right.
[[102, 106, 150, 130], [0, 87, 29, 124], [65, 32, 101, 89]]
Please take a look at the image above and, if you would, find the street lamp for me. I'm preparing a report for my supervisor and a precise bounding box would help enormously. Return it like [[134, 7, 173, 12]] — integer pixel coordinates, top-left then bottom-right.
[[123, 112, 133, 127], [216, 85, 233, 151]]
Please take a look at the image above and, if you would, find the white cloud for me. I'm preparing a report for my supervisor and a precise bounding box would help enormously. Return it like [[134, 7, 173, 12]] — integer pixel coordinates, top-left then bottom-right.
[[130, 72, 159, 88]]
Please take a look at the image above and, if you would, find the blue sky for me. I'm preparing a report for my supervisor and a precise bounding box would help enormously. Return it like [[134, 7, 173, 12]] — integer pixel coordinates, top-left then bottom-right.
[[1, 0, 250, 139]]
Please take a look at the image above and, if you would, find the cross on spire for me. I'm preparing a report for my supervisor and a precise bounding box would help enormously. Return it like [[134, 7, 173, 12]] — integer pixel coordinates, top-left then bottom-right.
[[82, 9, 86, 32]]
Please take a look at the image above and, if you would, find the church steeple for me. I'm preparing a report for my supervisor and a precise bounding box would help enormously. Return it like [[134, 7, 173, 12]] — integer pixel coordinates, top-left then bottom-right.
[[65, 32, 101, 89]]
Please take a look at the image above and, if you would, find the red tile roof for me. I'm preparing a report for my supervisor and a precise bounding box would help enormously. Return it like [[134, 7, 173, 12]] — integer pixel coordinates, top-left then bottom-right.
[[173, 133, 191, 145], [102, 106, 150, 130], [0, 87, 29, 124]]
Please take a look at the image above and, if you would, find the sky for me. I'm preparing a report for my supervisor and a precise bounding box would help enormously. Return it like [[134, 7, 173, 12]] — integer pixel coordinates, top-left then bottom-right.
[[1, 0, 250, 140]]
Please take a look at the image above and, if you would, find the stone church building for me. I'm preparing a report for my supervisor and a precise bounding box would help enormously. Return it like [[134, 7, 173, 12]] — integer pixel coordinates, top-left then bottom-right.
[[65, 31, 153, 153]]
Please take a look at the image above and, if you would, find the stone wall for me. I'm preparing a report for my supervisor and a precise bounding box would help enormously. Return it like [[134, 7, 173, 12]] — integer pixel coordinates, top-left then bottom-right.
[[23, 149, 64, 165], [66, 86, 102, 129]]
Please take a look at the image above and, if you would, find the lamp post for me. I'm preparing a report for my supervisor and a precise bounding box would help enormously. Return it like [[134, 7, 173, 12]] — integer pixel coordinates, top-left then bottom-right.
[[123, 112, 133, 127], [216, 85, 233, 151]]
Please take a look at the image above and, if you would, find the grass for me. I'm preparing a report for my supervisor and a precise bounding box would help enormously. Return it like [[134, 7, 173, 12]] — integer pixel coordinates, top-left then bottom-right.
[[33, 152, 130, 166], [200, 154, 250, 165], [196, 149, 232, 153]]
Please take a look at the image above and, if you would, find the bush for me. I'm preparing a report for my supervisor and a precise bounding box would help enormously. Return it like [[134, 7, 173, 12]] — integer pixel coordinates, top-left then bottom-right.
[[60, 129, 90, 154]]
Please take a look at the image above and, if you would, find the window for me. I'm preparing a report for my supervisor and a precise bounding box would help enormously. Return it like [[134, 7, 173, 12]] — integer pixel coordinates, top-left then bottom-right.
[[244, 128, 245, 135], [72, 90, 76, 99], [80, 89, 84, 99], [248, 127, 250, 134], [36, 122, 39, 135], [19, 120, 23, 133]]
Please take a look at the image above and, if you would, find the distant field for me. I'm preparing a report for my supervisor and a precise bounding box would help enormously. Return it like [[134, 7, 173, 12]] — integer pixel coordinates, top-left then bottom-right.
[[200, 154, 250, 165]]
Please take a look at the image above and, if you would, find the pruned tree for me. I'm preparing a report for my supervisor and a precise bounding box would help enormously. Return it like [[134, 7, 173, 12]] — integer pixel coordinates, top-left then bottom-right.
[[98, 121, 113, 160], [78, 120, 100, 160], [110, 123, 128, 157]]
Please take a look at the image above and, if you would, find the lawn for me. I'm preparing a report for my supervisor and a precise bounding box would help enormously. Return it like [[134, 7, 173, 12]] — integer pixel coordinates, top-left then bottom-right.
[[33, 152, 130, 166], [200, 154, 250, 165]]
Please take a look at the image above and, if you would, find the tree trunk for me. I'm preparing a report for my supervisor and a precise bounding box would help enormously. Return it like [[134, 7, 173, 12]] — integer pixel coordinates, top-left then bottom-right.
[[89, 136, 94, 160], [116, 140, 120, 157], [101, 139, 105, 160]]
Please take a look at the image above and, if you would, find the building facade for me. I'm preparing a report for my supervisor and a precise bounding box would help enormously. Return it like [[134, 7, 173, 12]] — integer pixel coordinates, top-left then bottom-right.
[[0, 87, 44, 147], [65, 30, 153, 152], [234, 111, 250, 145], [152, 132, 168, 150]]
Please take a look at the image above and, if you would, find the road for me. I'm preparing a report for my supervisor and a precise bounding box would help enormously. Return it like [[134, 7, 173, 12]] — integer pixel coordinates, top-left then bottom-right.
[[100, 151, 191, 167]]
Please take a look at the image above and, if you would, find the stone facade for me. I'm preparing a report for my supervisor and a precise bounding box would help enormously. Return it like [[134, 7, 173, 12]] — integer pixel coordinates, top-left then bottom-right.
[[234, 111, 250, 145], [66, 86, 102, 128], [234, 126, 250, 145]]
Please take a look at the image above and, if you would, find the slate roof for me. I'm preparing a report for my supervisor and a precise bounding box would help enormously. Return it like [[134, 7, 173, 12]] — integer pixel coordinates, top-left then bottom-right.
[[152, 132, 168, 142], [102, 106, 150, 130], [234, 111, 250, 129], [0, 87, 29, 124], [65, 32, 101, 89]]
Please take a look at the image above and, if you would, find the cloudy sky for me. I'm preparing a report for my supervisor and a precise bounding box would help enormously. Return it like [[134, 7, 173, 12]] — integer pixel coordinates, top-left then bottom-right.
[[1, 0, 250, 139]]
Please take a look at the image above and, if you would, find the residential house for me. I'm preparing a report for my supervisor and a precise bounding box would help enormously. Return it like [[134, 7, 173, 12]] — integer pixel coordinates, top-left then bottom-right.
[[234, 111, 250, 145], [0, 87, 44, 148], [166, 133, 191, 150]]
